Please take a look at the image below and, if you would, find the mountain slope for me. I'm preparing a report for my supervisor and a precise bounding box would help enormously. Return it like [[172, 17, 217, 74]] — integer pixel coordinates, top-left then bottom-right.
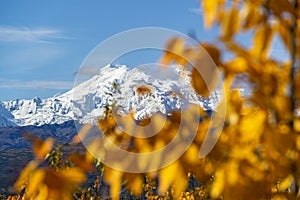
[[0, 120, 78, 150], [2, 64, 219, 127], [0, 102, 16, 127]]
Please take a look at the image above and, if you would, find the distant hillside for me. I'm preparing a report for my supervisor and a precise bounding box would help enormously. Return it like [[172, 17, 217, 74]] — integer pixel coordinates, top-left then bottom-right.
[[0, 120, 77, 150]]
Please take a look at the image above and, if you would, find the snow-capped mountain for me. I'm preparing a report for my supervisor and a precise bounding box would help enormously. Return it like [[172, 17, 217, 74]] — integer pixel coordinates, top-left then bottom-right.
[[0, 102, 16, 127], [1, 64, 220, 127]]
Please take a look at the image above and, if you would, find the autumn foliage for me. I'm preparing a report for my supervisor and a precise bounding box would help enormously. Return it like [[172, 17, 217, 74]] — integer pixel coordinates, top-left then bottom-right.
[[12, 0, 300, 199]]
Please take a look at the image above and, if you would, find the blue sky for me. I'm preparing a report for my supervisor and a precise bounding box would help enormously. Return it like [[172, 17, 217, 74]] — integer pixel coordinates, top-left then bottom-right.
[[0, 0, 221, 101], [1, 1, 289, 102]]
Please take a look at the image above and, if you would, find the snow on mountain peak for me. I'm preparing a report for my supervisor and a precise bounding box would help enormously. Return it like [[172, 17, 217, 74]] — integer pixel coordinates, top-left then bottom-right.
[[1, 64, 220, 127]]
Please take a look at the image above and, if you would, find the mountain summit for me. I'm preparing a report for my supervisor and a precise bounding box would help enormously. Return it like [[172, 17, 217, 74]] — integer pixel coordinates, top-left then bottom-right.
[[1, 64, 219, 127]]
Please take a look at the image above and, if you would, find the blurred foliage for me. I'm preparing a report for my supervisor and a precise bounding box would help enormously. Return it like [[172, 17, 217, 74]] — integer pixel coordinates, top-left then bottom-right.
[[158, 0, 300, 199], [12, 0, 300, 199], [12, 137, 90, 200]]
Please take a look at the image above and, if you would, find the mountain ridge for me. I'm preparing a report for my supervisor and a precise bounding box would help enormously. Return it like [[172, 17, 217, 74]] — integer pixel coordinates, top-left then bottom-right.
[[0, 64, 219, 127]]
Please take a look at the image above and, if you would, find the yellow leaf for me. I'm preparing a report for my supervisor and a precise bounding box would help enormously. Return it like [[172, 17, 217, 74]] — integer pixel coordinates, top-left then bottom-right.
[[210, 168, 225, 198], [60, 167, 87, 184], [146, 139, 164, 171], [224, 56, 248, 73], [271, 194, 289, 200], [36, 137, 54, 160], [14, 160, 40, 191], [24, 134, 54, 160], [44, 170, 64, 191], [221, 7, 240, 40], [293, 117, 300, 133], [85, 150, 95, 163], [226, 161, 239, 185], [136, 85, 152, 95], [124, 174, 143, 195], [159, 52, 174, 66], [34, 184, 48, 200], [136, 151, 151, 171], [230, 89, 245, 111], [173, 165, 188, 197], [158, 161, 180, 195], [202, 0, 225, 28], [165, 37, 184, 56], [26, 169, 45, 198], [273, 95, 291, 121], [251, 24, 274, 59], [160, 37, 185, 66], [191, 66, 217, 97], [242, 2, 266, 30], [150, 112, 167, 134], [201, 43, 221, 66], [87, 137, 104, 161], [238, 110, 266, 143], [98, 117, 116, 133], [183, 143, 200, 164], [133, 112, 166, 138], [278, 175, 294, 192], [110, 170, 123, 200], [103, 167, 123, 200], [69, 153, 94, 172]]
